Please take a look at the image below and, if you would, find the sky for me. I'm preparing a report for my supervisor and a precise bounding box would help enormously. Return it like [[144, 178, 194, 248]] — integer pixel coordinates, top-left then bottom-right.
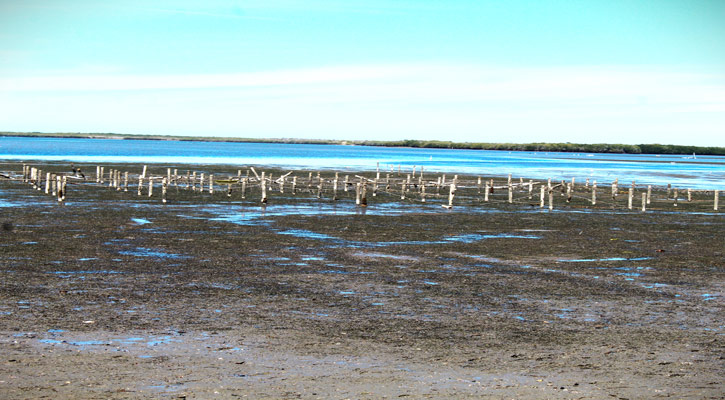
[[1, 0, 724, 146]]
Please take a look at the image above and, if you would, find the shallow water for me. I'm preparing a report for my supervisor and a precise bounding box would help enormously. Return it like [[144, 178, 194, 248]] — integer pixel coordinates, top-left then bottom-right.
[[3, 136, 724, 189]]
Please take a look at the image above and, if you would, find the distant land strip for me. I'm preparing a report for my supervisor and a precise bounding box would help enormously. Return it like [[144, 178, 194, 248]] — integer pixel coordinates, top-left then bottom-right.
[[2, 131, 724, 156]]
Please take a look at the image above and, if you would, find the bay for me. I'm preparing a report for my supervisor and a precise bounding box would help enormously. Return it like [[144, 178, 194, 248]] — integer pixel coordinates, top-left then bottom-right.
[[1, 136, 724, 189]]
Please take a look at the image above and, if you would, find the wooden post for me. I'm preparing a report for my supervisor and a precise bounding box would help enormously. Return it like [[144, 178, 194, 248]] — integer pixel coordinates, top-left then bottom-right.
[[99, 167, 104, 184], [641, 192, 646, 212], [528, 180, 533, 199], [45, 172, 51, 193], [507, 174, 512, 186], [571, 177, 575, 189], [443, 182, 455, 209], [242, 178, 247, 199], [227, 182, 232, 197], [400, 180, 406, 200], [209, 174, 214, 194], [566, 183, 572, 203], [436, 177, 441, 194], [56, 175, 63, 202], [186, 171, 191, 189], [548, 189, 554, 211], [51, 174, 57, 196], [162, 177, 168, 204], [539, 186, 545, 208], [373, 178, 378, 197], [484, 183, 490, 202], [173, 169, 178, 186], [95, 166, 100, 183], [308, 172, 313, 187], [291, 176, 297, 195], [611, 180, 617, 199], [355, 182, 361, 205], [344, 175, 349, 192], [332, 174, 338, 200], [191, 172, 196, 191], [386, 173, 391, 190], [148, 178, 154, 197], [687, 188, 692, 202], [138, 175, 144, 196], [317, 176, 323, 199], [673, 188, 678, 207], [667, 183, 671, 198], [405, 174, 411, 193], [412, 166, 416, 179], [361, 181, 367, 206], [592, 181, 597, 205], [715, 190, 719, 211], [142, 165, 147, 179], [441, 174, 446, 188], [647, 185, 652, 205], [199, 173, 205, 193], [628, 187, 633, 210], [508, 182, 513, 204], [477, 177, 482, 194], [124, 172, 128, 192], [261, 172, 267, 204], [547, 178, 551, 191], [585, 178, 589, 188], [421, 181, 426, 202]]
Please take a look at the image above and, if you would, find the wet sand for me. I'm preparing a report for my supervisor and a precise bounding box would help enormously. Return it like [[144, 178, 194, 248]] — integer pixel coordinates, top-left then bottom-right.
[[1, 163, 723, 399]]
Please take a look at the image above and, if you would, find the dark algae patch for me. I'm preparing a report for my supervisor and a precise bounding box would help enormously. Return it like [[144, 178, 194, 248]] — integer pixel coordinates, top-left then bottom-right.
[[1, 162, 723, 399]]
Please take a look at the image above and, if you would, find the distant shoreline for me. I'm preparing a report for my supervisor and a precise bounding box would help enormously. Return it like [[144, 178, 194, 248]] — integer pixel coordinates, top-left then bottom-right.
[[2, 131, 724, 156]]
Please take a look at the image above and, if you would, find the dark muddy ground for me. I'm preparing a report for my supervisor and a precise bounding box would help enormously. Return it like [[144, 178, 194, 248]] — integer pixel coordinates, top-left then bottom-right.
[[1, 162, 723, 399]]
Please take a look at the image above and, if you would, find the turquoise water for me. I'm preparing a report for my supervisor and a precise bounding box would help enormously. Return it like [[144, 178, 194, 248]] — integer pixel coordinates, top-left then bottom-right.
[[2, 136, 724, 189]]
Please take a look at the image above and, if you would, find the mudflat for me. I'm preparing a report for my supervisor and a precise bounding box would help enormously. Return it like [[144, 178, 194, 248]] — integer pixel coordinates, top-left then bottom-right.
[[1, 162, 723, 399]]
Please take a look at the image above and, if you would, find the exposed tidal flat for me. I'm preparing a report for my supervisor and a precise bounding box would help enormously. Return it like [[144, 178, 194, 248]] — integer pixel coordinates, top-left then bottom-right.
[[1, 161, 723, 399]]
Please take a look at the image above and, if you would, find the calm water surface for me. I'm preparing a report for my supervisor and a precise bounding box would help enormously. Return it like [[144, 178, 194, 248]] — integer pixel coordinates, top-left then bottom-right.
[[2, 136, 723, 189]]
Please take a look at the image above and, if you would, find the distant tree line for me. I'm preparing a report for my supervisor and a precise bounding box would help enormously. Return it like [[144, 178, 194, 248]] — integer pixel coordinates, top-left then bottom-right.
[[2, 132, 723, 156], [358, 140, 725, 155]]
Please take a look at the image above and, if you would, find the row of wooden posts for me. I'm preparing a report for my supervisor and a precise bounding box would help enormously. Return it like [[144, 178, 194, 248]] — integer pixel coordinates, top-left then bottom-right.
[[19, 164, 721, 211]]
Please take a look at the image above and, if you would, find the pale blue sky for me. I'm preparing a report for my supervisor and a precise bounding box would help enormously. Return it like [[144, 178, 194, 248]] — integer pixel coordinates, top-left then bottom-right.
[[1, 0, 724, 145]]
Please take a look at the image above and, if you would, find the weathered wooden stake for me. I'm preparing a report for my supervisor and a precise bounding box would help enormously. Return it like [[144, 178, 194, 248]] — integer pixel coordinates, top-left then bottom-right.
[[242, 178, 247, 199], [641, 192, 646, 212], [373, 178, 378, 197], [508, 183, 513, 204], [628, 187, 633, 210], [420, 182, 426, 202], [148, 178, 154, 197], [443, 182, 456, 209], [687, 188, 692, 202], [477, 177, 482, 194], [355, 183, 361, 205], [360, 182, 368, 206], [162, 177, 168, 204], [484, 183, 490, 202], [291, 176, 297, 195], [528, 180, 533, 199], [667, 183, 671, 198], [45, 172, 51, 193], [344, 175, 349, 192], [566, 183, 572, 203], [191, 172, 197, 191], [400, 180, 406, 200], [99, 167, 105, 184], [261, 172, 267, 204], [209, 174, 214, 194], [227, 182, 232, 197], [138, 176, 144, 196], [647, 185, 652, 205], [142, 165, 148, 179], [592, 181, 597, 205], [51, 174, 57, 196], [199, 173, 205, 193], [673, 188, 678, 207], [548, 189, 554, 211], [317, 177, 323, 199], [124, 172, 129, 191], [333, 174, 338, 200], [715, 190, 719, 211], [56, 175, 63, 202]]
